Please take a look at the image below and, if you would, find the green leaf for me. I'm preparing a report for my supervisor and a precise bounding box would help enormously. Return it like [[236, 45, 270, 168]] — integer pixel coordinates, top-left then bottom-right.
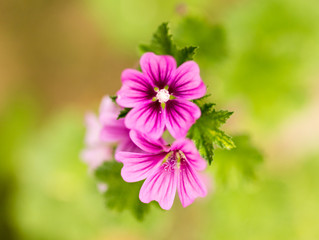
[[110, 95, 117, 103], [211, 129, 236, 150], [174, 16, 227, 65], [95, 161, 151, 220], [188, 126, 215, 165], [174, 46, 198, 66], [192, 94, 212, 104], [117, 108, 131, 120], [139, 22, 175, 55], [214, 135, 263, 186], [140, 22, 198, 66], [188, 102, 235, 165]]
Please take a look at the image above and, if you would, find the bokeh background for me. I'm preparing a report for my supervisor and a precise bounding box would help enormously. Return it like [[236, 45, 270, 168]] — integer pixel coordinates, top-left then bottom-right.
[[1, 0, 319, 239]]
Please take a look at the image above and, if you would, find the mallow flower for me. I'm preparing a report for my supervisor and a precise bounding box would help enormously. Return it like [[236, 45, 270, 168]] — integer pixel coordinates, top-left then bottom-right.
[[99, 96, 141, 153], [116, 130, 207, 210], [81, 96, 141, 170], [116, 52, 206, 139], [81, 112, 112, 171]]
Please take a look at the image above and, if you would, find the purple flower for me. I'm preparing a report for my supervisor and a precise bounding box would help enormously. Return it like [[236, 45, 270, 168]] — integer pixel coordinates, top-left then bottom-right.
[[116, 131, 207, 210], [116, 52, 206, 139]]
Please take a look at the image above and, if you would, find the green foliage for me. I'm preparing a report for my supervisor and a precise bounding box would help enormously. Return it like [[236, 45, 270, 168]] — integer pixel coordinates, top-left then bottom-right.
[[215, 0, 319, 128], [214, 135, 263, 186], [188, 102, 235, 165], [211, 129, 236, 150], [12, 109, 99, 240], [0, 97, 39, 239], [140, 22, 198, 66], [174, 16, 228, 65], [95, 161, 151, 220], [140, 23, 175, 56], [174, 46, 198, 66], [117, 108, 131, 120], [110, 95, 117, 103]]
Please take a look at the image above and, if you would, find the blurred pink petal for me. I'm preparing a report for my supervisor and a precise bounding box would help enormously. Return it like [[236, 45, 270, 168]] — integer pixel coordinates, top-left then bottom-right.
[[82, 96, 141, 170], [98, 96, 141, 153], [97, 183, 108, 193], [84, 113, 102, 147], [81, 145, 112, 171]]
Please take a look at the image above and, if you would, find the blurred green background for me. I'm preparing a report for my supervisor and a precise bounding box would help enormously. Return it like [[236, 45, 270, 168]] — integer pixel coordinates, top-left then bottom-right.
[[1, 0, 319, 239]]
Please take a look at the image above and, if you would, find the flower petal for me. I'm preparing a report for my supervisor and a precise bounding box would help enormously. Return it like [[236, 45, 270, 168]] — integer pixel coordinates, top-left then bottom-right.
[[100, 118, 129, 142], [129, 130, 168, 153], [116, 152, 166, 182], [169, 61, 206, 100], [98, 96, 129, 142], [117, 69, 155, 108], [139, 165, 177, 210], [165, 99, 201, 139], [84, 113, 102, 146], [125, 101, 165, 139], [99, 96, 119, 119], [171, 139, 207, 171], [81, 146, 112, 171], [177, 164, 207, 208], [97, 183, 108, 193], [116, 138, 143, 155], [140, 52, 176, 89]]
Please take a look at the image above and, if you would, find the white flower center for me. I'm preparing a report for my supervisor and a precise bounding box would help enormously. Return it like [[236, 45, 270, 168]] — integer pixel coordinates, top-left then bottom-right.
[[156, 89, 170, 103]]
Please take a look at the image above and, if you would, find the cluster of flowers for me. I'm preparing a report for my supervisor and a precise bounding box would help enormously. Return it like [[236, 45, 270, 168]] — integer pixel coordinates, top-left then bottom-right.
[[82, 52, 208, 210]]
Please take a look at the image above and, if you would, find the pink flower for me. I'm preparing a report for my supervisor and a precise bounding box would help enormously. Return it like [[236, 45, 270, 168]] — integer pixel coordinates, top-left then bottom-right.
[[99, 96, 141, 153], [116, 52, 206, 139], [116, 131, 207, 210], [81, 96, 141, 170], [81, 112, 112, 171]]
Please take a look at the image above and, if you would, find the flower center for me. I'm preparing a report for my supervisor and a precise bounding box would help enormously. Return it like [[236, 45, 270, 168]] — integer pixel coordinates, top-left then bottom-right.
[[162, 150, 187, 172], [156, 89, 170, 103]]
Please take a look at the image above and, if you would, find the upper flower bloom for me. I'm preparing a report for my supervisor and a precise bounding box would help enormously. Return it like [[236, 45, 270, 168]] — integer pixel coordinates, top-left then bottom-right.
[[116, 131, 207, 210], [116, 52, 206, 139]]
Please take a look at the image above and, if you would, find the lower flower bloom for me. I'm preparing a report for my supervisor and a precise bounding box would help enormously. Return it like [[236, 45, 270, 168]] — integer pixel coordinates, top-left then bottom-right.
[[116, 131, 207, 210]]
